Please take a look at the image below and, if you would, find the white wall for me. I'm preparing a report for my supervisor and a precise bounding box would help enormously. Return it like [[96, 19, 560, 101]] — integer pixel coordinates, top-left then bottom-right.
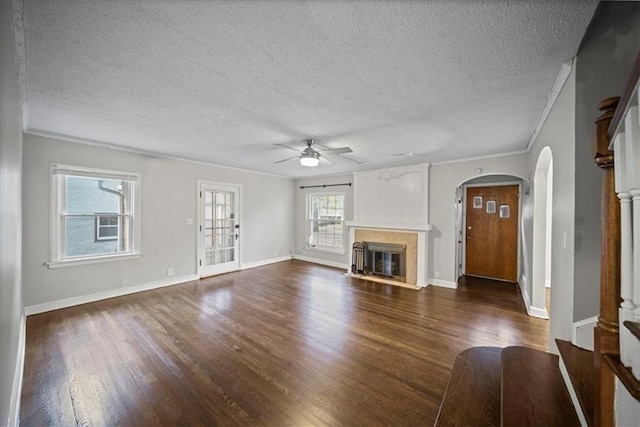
[[0, 0, 25, 423], [293, 174, 353, 268], [429, 153, 529, 285], [22, 134, 295, 307], [353, 164, 430, 228], [524, 64, 576, 351]]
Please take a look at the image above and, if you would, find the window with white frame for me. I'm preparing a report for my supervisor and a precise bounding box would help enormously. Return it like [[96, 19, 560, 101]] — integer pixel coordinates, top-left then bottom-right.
[[307, 193, 345, 252], [95, 215, 119, 241], [50, 164, 140, 266]]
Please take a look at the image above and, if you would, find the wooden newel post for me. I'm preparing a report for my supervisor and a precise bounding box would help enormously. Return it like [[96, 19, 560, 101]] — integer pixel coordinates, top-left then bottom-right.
[[592, 96, 621, 427]]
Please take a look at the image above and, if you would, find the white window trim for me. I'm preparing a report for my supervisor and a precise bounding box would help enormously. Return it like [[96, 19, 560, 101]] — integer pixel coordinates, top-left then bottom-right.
[[48, 163, 142, 268], [306, 192, 346, 255], [95, 215, 119, 241], [47, 253, 142, 269]]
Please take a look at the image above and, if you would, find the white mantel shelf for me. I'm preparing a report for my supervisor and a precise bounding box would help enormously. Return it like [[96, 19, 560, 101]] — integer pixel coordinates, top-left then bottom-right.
[[345, 221, 433, 232]]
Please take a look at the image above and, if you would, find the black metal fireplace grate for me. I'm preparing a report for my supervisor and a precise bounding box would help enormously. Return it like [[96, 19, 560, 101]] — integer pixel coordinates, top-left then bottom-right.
[[352, 242, 366, 274]]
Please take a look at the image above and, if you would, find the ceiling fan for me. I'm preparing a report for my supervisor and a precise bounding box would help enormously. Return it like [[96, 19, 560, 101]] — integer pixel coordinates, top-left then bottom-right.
[[273, 139, 357, 167]]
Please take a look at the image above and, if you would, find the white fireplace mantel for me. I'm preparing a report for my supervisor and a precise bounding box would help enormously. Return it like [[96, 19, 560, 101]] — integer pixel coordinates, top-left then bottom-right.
[[345, 221, 433, 232]]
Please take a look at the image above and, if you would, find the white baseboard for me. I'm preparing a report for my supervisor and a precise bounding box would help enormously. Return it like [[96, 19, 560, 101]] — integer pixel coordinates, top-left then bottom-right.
[[529, 306, 549, 319], [571, 316, 597, 351], [8, 306, 26, 427], [241, 255, 292, 270], [292, 254, 349, 270], [518, 279, 548, 318], [559, 356, 588, 427], [25, 274, 199, 315], [428, 278, 458, 289], [520, 282, 532, 315]]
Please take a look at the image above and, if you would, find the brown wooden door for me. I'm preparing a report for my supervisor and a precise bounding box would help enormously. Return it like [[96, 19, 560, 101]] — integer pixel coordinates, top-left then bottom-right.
[[465, 185, 519, 282]]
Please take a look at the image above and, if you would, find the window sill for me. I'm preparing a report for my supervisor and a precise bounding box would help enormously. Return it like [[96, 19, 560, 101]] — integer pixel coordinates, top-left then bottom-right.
[[306, 246, 346, 256], [47, 253, 141, 269]]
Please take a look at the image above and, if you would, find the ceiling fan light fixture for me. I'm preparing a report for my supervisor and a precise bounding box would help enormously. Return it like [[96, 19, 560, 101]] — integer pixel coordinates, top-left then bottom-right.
[[300, 152, 319, 167]]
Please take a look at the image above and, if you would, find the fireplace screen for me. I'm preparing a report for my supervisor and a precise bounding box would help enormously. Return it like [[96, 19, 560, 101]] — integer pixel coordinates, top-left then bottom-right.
[[363, 241, 406, 282]]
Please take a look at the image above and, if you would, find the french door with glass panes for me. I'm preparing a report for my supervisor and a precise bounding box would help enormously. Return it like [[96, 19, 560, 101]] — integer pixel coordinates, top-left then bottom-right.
[[198, 182, 240, 277]]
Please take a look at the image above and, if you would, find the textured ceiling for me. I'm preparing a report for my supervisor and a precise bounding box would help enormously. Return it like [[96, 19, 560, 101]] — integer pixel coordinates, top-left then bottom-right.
[[14, 0, 598, 178]]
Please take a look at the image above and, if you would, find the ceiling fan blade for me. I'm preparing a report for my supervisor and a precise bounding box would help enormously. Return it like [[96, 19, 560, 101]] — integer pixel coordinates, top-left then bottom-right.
[[273, 156, 299, 164], [319, 155, 335, 165], [340, 153, 368, 164], [392, 152, 427, 157], [319, 147, 352, 155], [274, 143, 302, 153]]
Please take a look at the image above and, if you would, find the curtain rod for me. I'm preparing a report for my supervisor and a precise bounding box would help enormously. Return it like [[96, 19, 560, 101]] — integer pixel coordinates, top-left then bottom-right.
[[299, 183, 352, 190]]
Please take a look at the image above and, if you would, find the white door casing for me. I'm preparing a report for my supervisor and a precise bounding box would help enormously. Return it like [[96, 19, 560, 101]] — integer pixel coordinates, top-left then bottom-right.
[[198, 181, 241, 277]]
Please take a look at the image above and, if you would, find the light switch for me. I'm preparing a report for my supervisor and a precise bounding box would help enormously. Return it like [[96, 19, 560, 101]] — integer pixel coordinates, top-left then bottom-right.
[[186, 218, 194, 225]]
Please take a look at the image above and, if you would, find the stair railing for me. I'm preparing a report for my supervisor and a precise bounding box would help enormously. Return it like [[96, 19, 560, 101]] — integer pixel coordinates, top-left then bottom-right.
[[595, 52, 640, 426]]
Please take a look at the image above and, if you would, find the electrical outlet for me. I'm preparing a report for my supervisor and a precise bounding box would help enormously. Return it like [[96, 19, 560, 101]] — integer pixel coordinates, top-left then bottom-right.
[[435, 271, 440, 279], [186, 218, 193, 225], [273, 250, 278, 257], [167, 268, 174, 277]]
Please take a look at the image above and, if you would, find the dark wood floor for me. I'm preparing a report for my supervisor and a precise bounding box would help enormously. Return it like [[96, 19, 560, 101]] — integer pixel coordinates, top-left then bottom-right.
[[20, 261, 548, 426]]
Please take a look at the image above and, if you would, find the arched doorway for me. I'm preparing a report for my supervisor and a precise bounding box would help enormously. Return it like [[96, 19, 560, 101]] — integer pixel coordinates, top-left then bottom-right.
[[530, 147, 553, 318]]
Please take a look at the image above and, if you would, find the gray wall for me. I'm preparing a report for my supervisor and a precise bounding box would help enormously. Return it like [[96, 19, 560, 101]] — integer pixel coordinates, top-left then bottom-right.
[[0, 0, 24, 422], [22, 134, 295, 307], [573, 1, 640, 321], [524, 64, 576, 350], [294, 174, 354, 267]]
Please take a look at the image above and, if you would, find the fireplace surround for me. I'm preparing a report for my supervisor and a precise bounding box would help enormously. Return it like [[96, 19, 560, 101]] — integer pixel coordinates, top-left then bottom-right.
[[348, 225, 428, 289]]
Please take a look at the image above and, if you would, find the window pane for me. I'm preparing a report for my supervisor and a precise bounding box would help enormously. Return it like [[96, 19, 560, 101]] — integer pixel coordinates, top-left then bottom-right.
[[65, 217, 119, 257], [307, 194, 344, 250], [66, 176, 122, 215], [215, 192, 225, 205], [99, 225, 118, 238]]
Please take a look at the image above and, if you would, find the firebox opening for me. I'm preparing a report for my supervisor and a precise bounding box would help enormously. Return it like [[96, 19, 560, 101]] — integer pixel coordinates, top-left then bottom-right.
[[353, 241, 407, 283]]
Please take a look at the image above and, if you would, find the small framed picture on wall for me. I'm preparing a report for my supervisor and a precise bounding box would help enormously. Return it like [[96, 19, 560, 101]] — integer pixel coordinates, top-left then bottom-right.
[[473, 196, 483, 209], [486, 200, 496, 214]]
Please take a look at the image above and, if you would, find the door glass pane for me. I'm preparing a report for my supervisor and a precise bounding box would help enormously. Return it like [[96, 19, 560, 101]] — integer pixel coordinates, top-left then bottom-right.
[[215, 250, 224, 264], [203, 189, 237, 267]]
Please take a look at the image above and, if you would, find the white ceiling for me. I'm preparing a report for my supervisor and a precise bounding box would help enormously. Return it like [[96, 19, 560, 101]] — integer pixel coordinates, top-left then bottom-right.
[[13, 0, 599, 178]]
